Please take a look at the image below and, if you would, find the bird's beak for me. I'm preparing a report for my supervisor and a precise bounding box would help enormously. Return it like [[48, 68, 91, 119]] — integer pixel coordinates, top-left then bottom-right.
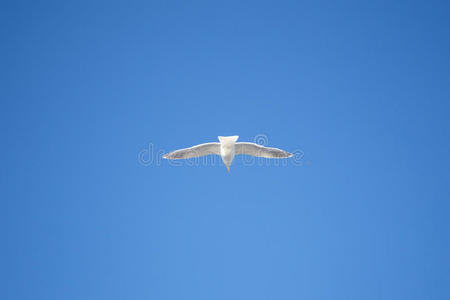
[[227, 166, 230, 173]]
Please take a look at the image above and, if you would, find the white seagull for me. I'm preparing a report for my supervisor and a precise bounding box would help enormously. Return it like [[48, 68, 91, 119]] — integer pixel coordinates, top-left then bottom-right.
[[163, 135, 292, 172]]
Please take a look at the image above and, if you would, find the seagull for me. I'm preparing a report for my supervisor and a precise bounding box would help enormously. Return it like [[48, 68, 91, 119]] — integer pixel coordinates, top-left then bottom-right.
[[163, 135, 292, 172]]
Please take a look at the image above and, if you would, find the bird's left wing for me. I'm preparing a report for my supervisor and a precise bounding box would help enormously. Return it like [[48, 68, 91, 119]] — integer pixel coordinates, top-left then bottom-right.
[[163, 143, 220, 159], [235, 142, 292, 158]]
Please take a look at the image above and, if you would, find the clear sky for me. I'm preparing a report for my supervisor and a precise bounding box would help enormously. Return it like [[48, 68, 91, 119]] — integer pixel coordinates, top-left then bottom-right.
[[2, 1, 450, 299]]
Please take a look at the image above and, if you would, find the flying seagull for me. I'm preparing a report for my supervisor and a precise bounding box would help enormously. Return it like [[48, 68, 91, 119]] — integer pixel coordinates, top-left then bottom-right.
[[163, 135, 292, 172]]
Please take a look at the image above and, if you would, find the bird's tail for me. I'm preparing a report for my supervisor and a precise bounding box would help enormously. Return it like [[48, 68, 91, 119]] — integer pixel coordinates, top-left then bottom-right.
[[218, 135, 239, 143]]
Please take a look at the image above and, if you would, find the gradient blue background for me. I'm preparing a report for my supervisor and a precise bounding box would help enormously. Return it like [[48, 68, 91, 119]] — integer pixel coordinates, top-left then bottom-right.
[[2, 1, 450, 299]]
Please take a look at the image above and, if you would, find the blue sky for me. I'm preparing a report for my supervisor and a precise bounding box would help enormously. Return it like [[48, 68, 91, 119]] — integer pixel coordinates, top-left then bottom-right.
[[2, 1, 450, 299]]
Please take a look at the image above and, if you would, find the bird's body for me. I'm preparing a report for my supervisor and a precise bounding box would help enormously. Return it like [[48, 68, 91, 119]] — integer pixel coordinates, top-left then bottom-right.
[[163, 135, 292, 172], [218, 136, 238, 171]]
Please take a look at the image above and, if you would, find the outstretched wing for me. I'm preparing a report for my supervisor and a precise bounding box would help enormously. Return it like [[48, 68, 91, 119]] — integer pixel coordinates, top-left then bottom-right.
[[235, 142, 292, 158], [163, 143, 220, 159]]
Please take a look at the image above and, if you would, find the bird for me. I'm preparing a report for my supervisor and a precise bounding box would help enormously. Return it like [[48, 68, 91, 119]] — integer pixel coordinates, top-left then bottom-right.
[[162, 135, 292, 172]]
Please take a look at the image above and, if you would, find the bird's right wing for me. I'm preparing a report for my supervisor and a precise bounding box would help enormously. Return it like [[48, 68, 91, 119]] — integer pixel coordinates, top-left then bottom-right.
[[163, 143, 220, 159], [235, 142, 292, 158]]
